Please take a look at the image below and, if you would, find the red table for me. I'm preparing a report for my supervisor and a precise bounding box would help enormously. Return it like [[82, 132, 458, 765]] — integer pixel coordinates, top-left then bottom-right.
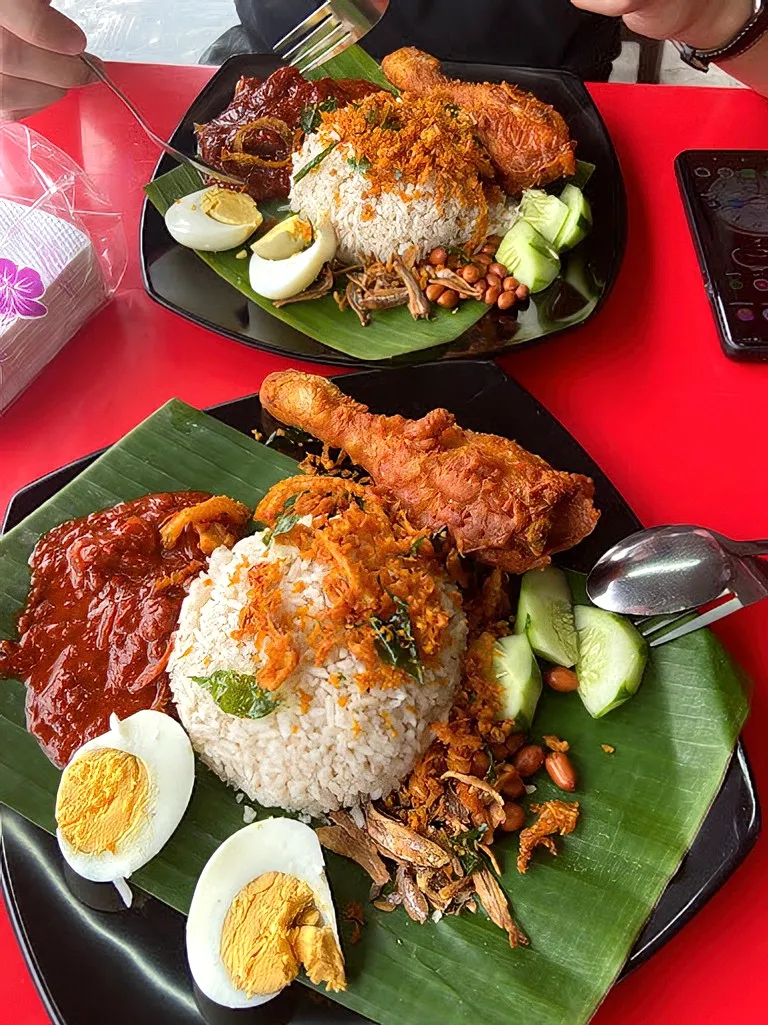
[[1, 63, 768, 1025]]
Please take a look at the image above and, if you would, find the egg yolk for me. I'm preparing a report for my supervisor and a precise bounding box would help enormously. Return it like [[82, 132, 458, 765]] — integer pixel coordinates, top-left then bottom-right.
[[56, 747, 150, 855], [200, 188, 261, 228], [220, 871, 346, 997]]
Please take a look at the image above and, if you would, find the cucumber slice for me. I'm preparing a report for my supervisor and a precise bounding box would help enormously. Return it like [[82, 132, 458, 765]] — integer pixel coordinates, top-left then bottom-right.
[[520, 190, 569, 245], [570, 159, 596, 191], [574, 605, 648, 718], [514, 567, 578, 667], [496, 219, 561, 293], [492, 633, 542, 731], [553, 185, 593, 252]]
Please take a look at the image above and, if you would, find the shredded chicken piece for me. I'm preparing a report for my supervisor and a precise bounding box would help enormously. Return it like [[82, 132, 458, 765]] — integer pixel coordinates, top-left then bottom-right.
[[517, 801, 580, 874], [441, 772, 504, 806], [543, 735, 570, 753], [473, 867, 527, 948], [159, 495, 250, 551]]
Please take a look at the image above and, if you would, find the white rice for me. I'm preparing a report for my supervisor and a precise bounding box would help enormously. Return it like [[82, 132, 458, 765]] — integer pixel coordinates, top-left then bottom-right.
[[168, 532, 467, 816], [289, 134, 516, 263]]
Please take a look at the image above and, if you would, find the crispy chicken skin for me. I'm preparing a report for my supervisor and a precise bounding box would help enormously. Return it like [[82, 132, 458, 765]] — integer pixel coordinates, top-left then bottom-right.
[[381, 48, 576, 196], [259, 371, 599, 574]]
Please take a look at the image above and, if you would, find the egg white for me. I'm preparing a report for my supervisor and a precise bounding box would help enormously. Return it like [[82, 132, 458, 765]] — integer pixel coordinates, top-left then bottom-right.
[[55, 710, 195, 890], [186, 817, 339, 1009], [249, 218, 336, 300], [165, 188, 259, 252]]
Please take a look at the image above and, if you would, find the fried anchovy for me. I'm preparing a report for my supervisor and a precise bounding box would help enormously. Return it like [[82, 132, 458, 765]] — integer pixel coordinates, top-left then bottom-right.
[[393, 255, 431, 320], [365, 803, 450, 868], [273, 263, 334, 307]]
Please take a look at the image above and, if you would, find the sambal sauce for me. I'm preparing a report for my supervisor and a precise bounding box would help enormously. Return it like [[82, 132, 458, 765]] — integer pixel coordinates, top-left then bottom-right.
[[0, 492, 217, 768], [195, 66, 380, 202]]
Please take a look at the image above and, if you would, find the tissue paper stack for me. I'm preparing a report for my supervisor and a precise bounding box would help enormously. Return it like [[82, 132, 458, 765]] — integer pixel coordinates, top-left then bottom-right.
[[0, 197, 107, 412]]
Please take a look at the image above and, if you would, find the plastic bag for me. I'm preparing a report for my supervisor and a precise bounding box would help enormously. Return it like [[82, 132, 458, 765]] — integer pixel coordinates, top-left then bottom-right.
[[0, 124, 127, 413]]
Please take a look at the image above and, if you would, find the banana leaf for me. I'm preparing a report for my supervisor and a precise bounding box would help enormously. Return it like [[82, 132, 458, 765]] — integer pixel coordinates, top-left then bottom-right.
[[0, 400, 749, 1025], [143, 46, 491, 360]]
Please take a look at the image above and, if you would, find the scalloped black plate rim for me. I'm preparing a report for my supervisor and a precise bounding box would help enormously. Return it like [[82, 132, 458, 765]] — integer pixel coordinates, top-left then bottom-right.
[[0, 361, 759, 1025], [139, 55, 627, 367]]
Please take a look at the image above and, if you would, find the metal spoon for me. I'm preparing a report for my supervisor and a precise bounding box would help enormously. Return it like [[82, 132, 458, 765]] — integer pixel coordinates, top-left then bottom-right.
[[586, 524, 768, 616], [80, 54, 245, 186]]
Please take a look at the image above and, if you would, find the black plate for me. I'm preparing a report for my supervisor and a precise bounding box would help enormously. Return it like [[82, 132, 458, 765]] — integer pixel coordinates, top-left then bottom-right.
[[1, 362, 758, 1025], [140, 55, 627, 367]]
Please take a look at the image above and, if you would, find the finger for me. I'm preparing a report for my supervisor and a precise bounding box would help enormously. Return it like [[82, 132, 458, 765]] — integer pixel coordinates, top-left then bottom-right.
[[0, 29, 92, 89], [0, 0, 86, 55], [570, 0, 644, 15], [0, 73, 66, 120]]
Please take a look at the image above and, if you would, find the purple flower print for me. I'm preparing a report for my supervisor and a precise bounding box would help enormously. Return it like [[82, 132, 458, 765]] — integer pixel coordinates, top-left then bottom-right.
[[0, 259, 47, 322]]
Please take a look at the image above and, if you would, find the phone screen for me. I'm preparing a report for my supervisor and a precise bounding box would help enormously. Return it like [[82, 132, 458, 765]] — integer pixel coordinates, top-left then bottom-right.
[[676, 150, 768, 358]]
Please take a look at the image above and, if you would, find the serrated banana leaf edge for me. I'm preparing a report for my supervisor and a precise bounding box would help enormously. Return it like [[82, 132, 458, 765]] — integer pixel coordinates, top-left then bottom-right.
[[0, 399, 749, 1025], [143, 46, 492, 360]]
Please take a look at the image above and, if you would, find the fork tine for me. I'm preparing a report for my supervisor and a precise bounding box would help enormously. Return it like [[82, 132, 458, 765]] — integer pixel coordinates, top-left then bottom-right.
[[274, 1, 333, 57], [281, 13, 341, 66], [636, 612, 690, 637], [296, 28, 353, 74], [649, 596, 744, 647]]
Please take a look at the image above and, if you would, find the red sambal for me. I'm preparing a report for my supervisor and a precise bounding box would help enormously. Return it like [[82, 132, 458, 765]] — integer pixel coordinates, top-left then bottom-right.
[[0, 492, 220, 768], [195, 65, 380, 201]]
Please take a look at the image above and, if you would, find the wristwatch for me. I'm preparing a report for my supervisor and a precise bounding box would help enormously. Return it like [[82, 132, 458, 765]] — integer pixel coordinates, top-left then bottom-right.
[[675, 0, 768, 71]]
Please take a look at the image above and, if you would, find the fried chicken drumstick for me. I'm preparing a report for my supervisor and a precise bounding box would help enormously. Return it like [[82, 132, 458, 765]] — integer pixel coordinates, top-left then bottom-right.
[[381, 48, 576, 196], [259, 371, 599, 574]]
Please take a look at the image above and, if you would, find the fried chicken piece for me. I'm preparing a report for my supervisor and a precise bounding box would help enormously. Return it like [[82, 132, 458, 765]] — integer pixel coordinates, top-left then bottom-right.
[[259, 371, 599, 574], [381, 48, 576, 195]]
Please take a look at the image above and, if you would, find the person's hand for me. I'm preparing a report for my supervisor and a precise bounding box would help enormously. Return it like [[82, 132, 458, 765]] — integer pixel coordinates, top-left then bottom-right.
[[0, 0, 95, 121], [571, 0, 754, 51]]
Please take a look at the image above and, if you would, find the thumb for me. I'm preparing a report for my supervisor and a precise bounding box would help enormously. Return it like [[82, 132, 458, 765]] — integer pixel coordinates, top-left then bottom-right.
[[1, 0, 87, 55]]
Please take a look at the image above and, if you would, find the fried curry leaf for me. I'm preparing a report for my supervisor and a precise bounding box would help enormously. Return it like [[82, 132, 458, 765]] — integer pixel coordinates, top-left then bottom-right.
[[293, 142, 338, 183], [407, 536, 427, 557], [299, 96, 339, 134], [370, 597, 423, 681], [447, 825, 488, 875], [484, 742, 498, 783], [263, 492, 304, 544], [347, 154, 373, 174], [191, 670, 279, 719]]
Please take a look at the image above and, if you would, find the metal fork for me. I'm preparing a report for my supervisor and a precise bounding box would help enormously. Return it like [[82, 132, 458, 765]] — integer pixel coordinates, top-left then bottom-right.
[[274, 0, 389, 75], [636, 556, 768, 647], [80, 54, 245, 186]]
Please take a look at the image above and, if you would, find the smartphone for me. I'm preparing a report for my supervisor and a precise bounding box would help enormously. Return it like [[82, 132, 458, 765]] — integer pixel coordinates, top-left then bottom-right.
[[676, 150, 768, 361]]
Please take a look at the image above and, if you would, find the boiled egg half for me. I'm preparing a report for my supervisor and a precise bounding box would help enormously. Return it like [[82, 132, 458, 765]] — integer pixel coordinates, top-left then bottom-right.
[[186, 817, 346, 1008], [249, 215, 336, 300], [55, 709, 195, 906], [165, 187, 263, 251]]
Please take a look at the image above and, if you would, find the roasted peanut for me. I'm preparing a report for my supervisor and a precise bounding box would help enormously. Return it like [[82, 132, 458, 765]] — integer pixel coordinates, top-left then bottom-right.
[[486, 234, 503, 246], [485, 272, 502, 291], [544, 666, 579, 693], [502, 276, 519, 292], [461, 264, 482, 284], [425, 283, 446, 302], [501, 802, 526, 832], [470, 749, 491, 777], [505, 732, 526, 756], [437, 289, 459, 309], [513, 744, 545, 777], [484, 285, 502, 306], [497, 768, 525, 798], [488, 262, 508, 280], [474, 252, 492, 268], [428, 247, 447, 266], [515, 283, 530, 300], [481, 242, 498, 256], [545, 751, 577, 791], [497, 290, 516, 311], [490, 740, 509, 761]]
